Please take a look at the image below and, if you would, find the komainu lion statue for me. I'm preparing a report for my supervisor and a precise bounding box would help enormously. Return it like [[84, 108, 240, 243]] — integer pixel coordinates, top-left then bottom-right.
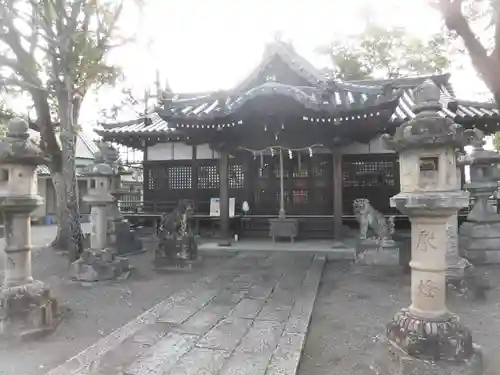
[[157, 199, 194, 239], [156, 199, 197, 262], [353, 198, 395, 242]]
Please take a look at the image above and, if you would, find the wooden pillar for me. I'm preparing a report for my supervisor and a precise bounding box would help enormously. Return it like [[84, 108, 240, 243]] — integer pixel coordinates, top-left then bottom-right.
[[191, 145, 198, 208], [142, 140, 148, 202], [332, 149, 343, 242], [242, 151, 252, 205], [278, 148, 286, 218], [219, 147, 231, 246]]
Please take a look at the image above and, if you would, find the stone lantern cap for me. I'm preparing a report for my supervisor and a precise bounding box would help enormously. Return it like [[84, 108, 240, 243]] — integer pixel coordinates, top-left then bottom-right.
[[383, 80, 468, 152], [95, 141, 131, 176], [80, 162, 114, 177], [459, 128, 500, 166], [0, 118, 49, 166]]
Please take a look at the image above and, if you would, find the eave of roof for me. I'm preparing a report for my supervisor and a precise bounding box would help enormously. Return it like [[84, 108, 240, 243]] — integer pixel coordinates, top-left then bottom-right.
[[97, 42, 500, 139]]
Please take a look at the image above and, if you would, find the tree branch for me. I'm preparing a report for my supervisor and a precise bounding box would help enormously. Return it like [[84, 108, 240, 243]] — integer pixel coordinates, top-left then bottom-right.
[[438, 0, 500, 94], [494, 0, 500, 57]]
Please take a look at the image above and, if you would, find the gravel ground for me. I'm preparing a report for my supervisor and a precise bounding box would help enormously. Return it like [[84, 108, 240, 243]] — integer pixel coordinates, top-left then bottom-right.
[[0, 226, 237, 375], [298, 261, 500, 375]]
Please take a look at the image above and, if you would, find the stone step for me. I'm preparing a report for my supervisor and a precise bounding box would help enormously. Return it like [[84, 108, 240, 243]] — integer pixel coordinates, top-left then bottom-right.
[[43, 253, 325, 375]]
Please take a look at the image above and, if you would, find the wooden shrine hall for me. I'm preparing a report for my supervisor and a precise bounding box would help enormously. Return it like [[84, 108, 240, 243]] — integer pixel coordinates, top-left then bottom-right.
[[97, 40, 500, 241]]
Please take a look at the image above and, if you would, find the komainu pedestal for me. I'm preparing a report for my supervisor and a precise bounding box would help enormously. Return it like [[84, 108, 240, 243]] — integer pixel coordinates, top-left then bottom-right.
[[353, 198, 399, 266], [154, 200, 198, 270]]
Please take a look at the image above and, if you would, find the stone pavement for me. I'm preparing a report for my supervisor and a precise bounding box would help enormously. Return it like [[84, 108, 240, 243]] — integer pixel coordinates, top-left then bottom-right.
[[43, 252, 325, 375]]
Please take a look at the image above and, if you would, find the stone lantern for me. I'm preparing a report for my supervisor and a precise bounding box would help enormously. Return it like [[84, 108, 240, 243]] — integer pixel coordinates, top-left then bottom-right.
[[374, 81, 482, 374], [95, 142, 142, 255], [70, 156, 130, 282], [459, 128, 500, 264], [0, 118, 59, 338]]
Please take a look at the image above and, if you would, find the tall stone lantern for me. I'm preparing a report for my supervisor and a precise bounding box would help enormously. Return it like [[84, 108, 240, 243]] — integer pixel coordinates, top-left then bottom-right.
[[459, 128, 500, 263], [70, 156, 130, 281], [95, 142, 142, 255], [0, 118, 59, 338], [375, 81, 482, 374]]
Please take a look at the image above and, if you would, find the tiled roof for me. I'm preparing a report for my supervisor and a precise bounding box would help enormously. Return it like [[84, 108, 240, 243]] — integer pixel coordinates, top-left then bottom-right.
[[97, 42, 500, 138], [36, 165, 51, 175], [158, 82, 399, 121], [99, 112, 173, 135]]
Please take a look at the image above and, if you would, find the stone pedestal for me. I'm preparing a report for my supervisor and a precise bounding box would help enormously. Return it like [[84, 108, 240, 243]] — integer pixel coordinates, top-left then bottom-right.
[[356, 239, 400, 266], [372, 337, 483, 375], [108, 174, 142, 255], [154, 234, 198, 271], [70, 161, 130, 282], [0, 118, 60, 339], [374, 80, 483, 374]]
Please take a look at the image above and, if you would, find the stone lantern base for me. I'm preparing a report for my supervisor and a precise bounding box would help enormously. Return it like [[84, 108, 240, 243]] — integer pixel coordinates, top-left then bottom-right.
[[460, 222, 500, 264], [369, 308, 483, 374], [0, 280, 60, 339], [70, 248, 130, 282], [371, 336, 483, 375], [387, 309, 475, 362]]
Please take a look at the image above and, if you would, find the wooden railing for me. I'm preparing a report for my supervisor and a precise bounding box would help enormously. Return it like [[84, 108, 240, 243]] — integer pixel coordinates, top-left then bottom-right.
[[117, 196, 500, 217]]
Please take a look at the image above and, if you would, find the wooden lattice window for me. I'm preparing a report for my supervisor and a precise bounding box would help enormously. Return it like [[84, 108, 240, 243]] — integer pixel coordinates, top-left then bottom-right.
[[292, 190, 309, 203], [168, 166, 192, 190], [147, 164, 168, 191], [229, 164, 244, 189], [343, 159, 396, 188], [198, 165, 219, 189], [275, 190, 290, 202]]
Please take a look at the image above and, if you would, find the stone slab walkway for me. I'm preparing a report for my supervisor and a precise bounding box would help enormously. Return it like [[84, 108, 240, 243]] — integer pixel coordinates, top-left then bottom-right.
[[198, 240, 355, 261], [43, 252, 325, 375]]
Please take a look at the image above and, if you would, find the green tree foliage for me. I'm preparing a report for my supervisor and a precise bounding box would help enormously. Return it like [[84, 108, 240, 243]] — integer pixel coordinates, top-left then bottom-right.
[[317, 25, 452, 80], [492, 131, 500, 150]]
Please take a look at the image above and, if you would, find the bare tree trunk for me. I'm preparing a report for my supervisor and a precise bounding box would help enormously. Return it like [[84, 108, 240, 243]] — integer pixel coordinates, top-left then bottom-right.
[[50, 172, 72, 250], [58, 91, 84, 263]]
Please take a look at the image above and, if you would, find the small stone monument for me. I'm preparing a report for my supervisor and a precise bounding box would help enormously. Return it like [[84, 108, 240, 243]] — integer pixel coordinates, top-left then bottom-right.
[[372, 81, 483, 374], [459, 129, 500, 264], [154, 199, 198, 270], [353, 198, 399, 266], [70, 158, 130, 282], [0, 118, 60, 339], [95, 142, 143, 255]]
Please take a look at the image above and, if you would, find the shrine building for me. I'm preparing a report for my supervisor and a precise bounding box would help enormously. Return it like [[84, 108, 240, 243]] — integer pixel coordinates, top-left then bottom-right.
[[97, 41, 500, 241]]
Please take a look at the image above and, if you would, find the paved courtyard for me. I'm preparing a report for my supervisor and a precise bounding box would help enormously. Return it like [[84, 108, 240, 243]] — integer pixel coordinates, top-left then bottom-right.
[[1, 225, 500, 375], [42, 252, 323, 375]]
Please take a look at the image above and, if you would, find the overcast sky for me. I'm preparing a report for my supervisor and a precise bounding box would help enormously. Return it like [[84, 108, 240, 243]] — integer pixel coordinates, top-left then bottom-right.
[[75, 0, 491, 125]]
